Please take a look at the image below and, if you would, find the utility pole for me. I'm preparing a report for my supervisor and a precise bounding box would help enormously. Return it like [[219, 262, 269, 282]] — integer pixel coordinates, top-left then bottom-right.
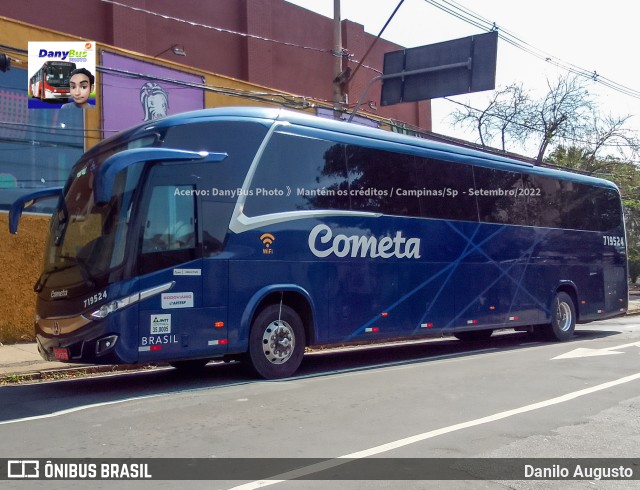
[[333, 0, 344, 116]]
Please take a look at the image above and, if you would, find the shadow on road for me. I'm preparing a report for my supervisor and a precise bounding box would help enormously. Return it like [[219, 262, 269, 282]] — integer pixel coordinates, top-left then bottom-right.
[[0, 326, 628, 423]]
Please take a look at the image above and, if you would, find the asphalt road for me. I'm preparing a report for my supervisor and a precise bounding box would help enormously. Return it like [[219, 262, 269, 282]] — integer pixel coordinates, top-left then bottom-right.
[[1, 316, 639, 489]]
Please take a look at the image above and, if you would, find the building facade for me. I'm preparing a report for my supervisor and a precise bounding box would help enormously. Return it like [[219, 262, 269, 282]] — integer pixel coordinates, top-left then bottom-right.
[[1, 0, 431, 129]]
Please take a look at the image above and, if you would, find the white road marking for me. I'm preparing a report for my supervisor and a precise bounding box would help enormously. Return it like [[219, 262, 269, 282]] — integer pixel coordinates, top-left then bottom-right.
[[0, 348, 498, 426], [552, 341, 640, 360], [230, 371, 640, 489], [0, 394, 166, 426], [0, 375, 251, 426]]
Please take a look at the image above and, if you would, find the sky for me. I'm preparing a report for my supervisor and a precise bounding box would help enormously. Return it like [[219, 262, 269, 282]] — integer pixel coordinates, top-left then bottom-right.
[[284, 0, 640, 159]]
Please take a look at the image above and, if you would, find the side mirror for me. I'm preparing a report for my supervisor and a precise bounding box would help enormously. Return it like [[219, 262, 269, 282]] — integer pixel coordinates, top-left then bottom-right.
[[9, 187, 63, 234]]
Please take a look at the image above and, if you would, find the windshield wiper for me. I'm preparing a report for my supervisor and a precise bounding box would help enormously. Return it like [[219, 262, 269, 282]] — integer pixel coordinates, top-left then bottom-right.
[[34, 263, 77, 292], [53, 199, 70, 246], [58, 255, 95, 289], [34, 256, 95, 293]]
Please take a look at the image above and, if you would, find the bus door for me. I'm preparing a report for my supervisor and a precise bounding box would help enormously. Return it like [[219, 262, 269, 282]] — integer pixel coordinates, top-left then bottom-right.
[[135, 165, 225, 362]]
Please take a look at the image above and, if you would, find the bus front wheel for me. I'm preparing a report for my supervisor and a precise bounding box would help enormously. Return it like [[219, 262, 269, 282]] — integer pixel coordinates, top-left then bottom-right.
[[248, 304, 305, 379], [542, 292, 576, 341]]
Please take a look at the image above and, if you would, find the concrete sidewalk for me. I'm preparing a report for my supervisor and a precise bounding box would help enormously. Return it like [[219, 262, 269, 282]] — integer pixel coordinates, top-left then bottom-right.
[[0, 342, 160, 381], [0, 342, 85, 378], [2, 299, 640, 382]]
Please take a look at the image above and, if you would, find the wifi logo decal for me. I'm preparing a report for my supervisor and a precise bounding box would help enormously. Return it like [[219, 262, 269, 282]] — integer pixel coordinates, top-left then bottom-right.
[[260, 233, 275, 255]]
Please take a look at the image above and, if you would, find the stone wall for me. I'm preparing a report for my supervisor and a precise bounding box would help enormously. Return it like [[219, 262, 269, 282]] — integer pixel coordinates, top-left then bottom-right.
[[0, 213, 49, 343]]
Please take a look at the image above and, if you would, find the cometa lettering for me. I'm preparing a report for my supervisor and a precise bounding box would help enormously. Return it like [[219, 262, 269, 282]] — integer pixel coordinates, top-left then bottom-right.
[[308, 224, 421, 259]]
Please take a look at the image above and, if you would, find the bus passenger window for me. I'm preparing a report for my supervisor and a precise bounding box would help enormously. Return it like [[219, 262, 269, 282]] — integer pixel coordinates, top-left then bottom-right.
[[142, 185, 196, 253], [244, 132, 350, 216], [474, 166, 528, 225]]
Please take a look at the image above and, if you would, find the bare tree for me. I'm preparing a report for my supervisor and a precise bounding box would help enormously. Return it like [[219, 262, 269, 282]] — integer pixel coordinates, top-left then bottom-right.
[[488, 83, 531, 152], [531, 76, 592, 163], [450, 91, 497, 148], [451, 74, 639, 165], [581, 111, 639, 165], [451, 83, 531, 150]]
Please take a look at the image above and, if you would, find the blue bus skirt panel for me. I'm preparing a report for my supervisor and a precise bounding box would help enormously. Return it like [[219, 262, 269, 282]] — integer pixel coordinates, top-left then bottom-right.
[[223, 215, 626, 345], [135, 258, 231, 363]]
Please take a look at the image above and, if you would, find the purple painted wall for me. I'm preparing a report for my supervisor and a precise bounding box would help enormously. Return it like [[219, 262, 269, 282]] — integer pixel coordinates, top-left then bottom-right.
[[101, 52, 204, 132]]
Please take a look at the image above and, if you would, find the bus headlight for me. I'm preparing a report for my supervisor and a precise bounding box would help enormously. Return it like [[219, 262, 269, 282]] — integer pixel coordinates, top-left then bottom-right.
[[90, 293, 140, 320], [89, 282, 174, 320]]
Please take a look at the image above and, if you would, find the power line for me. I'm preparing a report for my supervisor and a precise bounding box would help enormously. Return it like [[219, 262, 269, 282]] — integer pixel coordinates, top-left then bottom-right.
[[100, 0, 331, 55], [98, 0, 381, 76], [346, 0, 405, 84], [423, 0, 640, 100], [443, 96, 638, 150], [97, 65, 315, 110]]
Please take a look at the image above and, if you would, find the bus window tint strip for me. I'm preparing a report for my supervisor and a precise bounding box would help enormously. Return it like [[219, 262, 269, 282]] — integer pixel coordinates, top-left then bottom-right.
[[244, 132, 621, 232]]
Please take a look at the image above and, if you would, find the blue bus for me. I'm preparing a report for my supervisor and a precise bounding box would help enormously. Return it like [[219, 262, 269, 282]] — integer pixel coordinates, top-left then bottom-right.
[[9, 107, 628, 378]]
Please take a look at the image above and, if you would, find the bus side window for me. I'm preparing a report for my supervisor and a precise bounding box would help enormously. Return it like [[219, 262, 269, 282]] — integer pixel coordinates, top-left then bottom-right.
[[596, 188, 623, 233], [474, 166, 528, 225], [244, 132, 350, 216], [415, 157, 478, 222], [142, 185, 196, 253], [345, 145, 421, 217]]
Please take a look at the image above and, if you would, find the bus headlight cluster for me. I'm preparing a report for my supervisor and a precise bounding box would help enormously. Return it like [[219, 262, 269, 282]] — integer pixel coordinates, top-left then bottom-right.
[[89, 282, 174, 320], [90, 293, 140, 319]]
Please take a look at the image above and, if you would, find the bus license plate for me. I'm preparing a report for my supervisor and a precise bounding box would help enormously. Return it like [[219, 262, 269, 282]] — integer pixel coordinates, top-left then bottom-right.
[[53, 348, 69, 361]]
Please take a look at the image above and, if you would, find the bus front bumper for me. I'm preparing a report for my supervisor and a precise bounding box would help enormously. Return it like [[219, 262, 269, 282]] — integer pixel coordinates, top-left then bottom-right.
[[35, 320, 128, 365]]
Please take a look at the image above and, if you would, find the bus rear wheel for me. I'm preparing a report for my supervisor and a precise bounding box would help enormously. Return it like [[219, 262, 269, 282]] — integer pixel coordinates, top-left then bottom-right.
[[248, 304, 305, 379], [454, 329, 493, 342], [542, 292, 576, 341]]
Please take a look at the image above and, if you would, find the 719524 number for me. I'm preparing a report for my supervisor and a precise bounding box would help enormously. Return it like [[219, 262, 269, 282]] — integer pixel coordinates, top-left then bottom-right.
[[603, 235, 624, 247], [83, 290, 108, 309]]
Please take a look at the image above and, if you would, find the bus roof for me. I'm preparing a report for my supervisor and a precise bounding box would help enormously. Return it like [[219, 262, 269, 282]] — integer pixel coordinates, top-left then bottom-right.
[[99, 106, 620, 191]]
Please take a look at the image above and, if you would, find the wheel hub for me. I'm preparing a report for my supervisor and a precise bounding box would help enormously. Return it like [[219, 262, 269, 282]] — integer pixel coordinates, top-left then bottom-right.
[[556, 301, 571, 332], [262, 320, 295, 364]]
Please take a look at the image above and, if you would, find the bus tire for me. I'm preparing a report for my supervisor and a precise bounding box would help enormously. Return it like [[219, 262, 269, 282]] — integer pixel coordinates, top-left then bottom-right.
[[248, 304, 305, 379], [454, 329, 493, 342], [543, 292, 576, 341]]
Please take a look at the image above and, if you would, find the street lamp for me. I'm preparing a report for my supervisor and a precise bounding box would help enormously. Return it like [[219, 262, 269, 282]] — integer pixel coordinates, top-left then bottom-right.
[[154, 44, 187, 58]]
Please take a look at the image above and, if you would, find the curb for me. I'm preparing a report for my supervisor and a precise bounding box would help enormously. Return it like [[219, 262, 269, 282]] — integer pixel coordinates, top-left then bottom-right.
[[0, 362, 167, 384]]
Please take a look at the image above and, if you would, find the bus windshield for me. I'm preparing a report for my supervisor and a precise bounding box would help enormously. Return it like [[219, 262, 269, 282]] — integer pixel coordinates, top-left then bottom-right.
[[38, 137, 154, 291], [45, 63, 75, 88]]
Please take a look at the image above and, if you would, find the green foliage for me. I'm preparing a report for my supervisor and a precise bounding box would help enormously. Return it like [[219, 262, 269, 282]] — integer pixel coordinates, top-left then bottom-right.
[[629, 257, 640, 284]]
